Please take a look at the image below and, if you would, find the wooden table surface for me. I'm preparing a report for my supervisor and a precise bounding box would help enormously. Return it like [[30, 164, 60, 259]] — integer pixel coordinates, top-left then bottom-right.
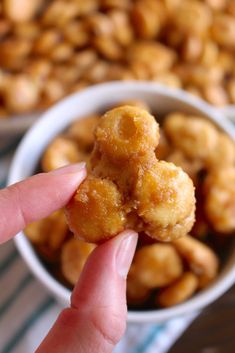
[[168, 285, 235, 353]]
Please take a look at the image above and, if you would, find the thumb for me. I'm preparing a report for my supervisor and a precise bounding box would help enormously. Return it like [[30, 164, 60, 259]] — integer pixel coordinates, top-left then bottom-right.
[[36, 230, 138, 353]]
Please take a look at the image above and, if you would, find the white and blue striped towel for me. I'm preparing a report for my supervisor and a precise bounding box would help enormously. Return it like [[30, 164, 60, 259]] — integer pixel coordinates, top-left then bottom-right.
[[0, 140, 196, 353]]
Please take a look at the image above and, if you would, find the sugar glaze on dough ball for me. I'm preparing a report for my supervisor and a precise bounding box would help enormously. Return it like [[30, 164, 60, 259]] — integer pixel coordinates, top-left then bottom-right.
[[95, 105, 159, 163], [66, 106, 196, 243], [65, 176, 126, 243], [135, 161, 196, 241]]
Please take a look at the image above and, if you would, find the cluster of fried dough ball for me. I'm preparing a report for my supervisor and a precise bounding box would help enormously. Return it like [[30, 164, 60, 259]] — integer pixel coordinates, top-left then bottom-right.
[[65, 105, 196, 243], [1, 0, 235, 117], [24, 99, 235, 309]]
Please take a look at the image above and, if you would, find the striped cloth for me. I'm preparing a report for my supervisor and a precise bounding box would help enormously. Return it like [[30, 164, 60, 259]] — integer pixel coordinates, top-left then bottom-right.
[[0, 140, 196, 353]]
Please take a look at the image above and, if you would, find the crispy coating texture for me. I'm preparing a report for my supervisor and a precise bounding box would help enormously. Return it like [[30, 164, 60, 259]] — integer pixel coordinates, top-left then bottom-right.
[[173, 235, 219, 288], [164, 113, 219, 160], [95, 106, 159, 163], [132, 244, 183, 288], [41, 136, 88, 172], [66, 106, 196, 243], [65, 176, 126, 243], [157, 272, 199, 307], [135, 161, 195, 241], [204, 167, 235, 233], [61, 238, 96, 285]]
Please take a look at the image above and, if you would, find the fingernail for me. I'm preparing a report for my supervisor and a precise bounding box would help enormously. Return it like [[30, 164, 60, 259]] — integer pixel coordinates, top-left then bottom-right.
[[49, 162, 86, 175], [116, 230, 138, 279]]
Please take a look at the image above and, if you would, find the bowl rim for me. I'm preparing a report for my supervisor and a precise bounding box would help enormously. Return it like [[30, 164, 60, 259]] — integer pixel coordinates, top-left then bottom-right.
[[8, 81, 235, 323], [0, 86, 234, 137]]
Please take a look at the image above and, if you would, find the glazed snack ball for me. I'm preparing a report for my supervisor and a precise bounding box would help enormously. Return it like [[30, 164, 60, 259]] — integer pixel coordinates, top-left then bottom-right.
[[61, 238, 96, 285], [204, 167, 235, 234], [94, 105, 159, 163], [41, 136, 88, 172], [67, 115, 100, 151], [135, 161, 195, 241], [126, 265, 151, 305], [132, 244, 183, 288], [157, 272, 199, 307], [65, 176, 126, 243], [66, 106, 196, 243], [173, 235, 219, 288], [164, 113, 219, 160], [205, 133, 235, 170]]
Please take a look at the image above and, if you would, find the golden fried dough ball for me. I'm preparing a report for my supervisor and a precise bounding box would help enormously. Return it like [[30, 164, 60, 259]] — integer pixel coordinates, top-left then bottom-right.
[[24, 210, 68, 251], [126, 265, 151, 305], [206, 133, 235, 170], [93, 36, 123, 61], [127, 41, 176, 77], [164, 113, 219, 160], [61, 238, 96, 285], [3, 75, 39, 113], [206, 0, 227, 11], [153, 72, 182, 89], [202, 84, 229, 106], [65, 176, 126, 243], [42, 1, 79, 27], [173, 235, 219, 288], [135, 161, 195, 241], [211, 14, 235, 49], [173, 0, 212, 36], [41, 136, 87, 172], [204, 167, 235, 233], [3, 0, 43, 22], [157, 272, 199, 308], [109, 9, 133, 46], [13, 21, 40, 40], [95, 106, 159, 163], [132, 244, 183, 288], [67, 115, 100, 151], [181, 36, 203, 63], [131, 0, 162, 40]]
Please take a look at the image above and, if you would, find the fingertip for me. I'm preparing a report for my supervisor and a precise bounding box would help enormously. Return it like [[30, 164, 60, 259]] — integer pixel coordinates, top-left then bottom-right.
[[49, 162, 86, 175]]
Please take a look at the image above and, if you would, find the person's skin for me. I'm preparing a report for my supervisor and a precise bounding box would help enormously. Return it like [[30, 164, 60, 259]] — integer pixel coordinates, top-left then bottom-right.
[[0, 163, 138, 353]]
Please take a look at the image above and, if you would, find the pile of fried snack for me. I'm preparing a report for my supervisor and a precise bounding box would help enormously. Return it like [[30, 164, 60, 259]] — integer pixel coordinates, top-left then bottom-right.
[[1, 0, 235, 117], [24, 100, 235, 309]]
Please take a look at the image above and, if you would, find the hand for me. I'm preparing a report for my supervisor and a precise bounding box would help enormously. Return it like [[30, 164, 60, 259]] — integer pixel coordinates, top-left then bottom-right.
[[0, 163, 138, 353]]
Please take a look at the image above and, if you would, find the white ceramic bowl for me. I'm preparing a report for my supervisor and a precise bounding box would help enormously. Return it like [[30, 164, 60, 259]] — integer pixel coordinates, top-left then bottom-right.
[[8, 82, 235, 323], [1, 91, 234, 138]]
